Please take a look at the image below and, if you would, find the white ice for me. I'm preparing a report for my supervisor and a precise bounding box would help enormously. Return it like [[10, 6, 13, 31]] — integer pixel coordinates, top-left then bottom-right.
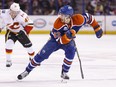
[[0, 34, 116, 87]]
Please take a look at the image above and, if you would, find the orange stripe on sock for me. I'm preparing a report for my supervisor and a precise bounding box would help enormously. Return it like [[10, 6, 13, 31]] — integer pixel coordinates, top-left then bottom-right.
[[64, 59, 72, 65], [28, 52, 35, 56], [6, 49, 12, 54], [31, 60, 40, 66]]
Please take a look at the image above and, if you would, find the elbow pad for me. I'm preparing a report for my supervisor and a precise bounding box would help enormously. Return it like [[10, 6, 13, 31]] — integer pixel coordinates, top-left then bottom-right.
[[66, 29, 76, 39], [59, 34, 71, 44]]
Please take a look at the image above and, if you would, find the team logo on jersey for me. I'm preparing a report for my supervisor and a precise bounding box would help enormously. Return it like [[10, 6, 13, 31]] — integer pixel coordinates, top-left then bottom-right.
[[34, 18, 46, 28]]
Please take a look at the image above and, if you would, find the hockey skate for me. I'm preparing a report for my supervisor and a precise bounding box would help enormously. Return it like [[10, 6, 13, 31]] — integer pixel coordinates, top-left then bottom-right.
[[61, 71, 69, 83], [29, 57, 32, 61], [17, 70, 29, 80], [6, 60, 12, 67], [61, 71, 69, 79], [61, 70, 69, 83]]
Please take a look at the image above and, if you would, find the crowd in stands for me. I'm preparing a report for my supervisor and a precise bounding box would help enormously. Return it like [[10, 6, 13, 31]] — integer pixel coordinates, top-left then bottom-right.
[[0, 0, 116, 15], [86, 0, 116, 15]]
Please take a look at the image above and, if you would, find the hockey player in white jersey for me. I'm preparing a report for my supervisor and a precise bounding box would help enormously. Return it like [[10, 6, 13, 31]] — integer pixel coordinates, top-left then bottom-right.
[[0, 3, 35, 67]]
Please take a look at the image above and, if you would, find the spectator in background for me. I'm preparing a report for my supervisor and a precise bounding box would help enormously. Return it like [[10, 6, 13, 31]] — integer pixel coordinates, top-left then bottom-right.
[[86, 1, 95, 15], [5, 0, 14, 8], [2, 0, 115, 15], [48, 0, 57, 15], [32, 0, 42, 15], [90, 0, 99, 8], [114, 8, 116, 15], [39, 0, 51, 15], [18, 0, 28, 13], [94, 1, 104, 15], [103, 1, 112, 15], [62, 0, 71, 5], [0, 1, 2, 8]]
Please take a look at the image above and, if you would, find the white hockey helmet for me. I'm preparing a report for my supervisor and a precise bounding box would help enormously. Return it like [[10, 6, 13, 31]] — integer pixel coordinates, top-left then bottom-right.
[[10, 3, 20, 11]]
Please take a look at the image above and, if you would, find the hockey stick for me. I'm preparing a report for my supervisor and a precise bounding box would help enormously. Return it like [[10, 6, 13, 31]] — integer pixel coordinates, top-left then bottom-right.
[[73, 39, 84, 79]]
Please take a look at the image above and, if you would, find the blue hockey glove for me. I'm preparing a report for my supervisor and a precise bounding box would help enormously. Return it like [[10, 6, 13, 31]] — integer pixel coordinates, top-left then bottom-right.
[[95, 29, 103, 38], [66, 29, 76, 39]]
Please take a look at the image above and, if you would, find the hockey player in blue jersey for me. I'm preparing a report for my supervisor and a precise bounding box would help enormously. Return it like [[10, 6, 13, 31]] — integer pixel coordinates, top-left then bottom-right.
[[17, 5, 103, 80]]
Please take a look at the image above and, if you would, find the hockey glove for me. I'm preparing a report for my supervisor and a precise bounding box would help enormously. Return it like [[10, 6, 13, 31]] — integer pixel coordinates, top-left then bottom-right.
[[95, 28, 103, 38], [65, 29, 76, 39], [59, 29, 76, 44]]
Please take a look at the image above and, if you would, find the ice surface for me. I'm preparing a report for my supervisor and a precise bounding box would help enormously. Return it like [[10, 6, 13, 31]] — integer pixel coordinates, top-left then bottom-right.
[[0, 34, 116, 87]]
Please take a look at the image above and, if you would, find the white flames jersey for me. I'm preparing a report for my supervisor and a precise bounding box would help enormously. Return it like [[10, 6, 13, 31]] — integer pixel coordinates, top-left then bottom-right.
[[0, 9, 32, 33]]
